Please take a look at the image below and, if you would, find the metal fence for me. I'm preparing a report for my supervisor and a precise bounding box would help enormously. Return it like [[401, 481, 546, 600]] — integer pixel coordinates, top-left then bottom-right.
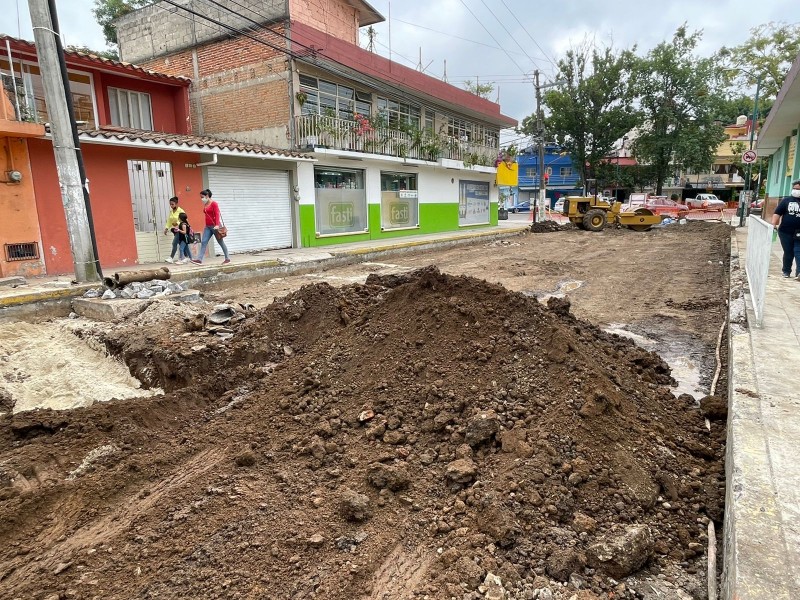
[[745, 215, 774, 327]]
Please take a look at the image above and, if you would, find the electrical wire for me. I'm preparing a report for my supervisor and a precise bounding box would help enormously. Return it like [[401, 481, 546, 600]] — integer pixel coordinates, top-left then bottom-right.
[[391, 17, 549, 63], [496, 0, 559, 71], [475, 0, 543, 71], [456, 0, 528, 76]]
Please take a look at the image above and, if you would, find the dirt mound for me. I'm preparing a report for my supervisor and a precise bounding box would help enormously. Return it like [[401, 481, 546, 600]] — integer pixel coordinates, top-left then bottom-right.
[[0, 268, 723, 599], [530, 220, 573, 233]]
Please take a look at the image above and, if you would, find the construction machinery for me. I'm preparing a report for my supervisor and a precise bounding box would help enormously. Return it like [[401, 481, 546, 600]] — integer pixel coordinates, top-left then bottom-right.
[[562, 190, 662, 232]]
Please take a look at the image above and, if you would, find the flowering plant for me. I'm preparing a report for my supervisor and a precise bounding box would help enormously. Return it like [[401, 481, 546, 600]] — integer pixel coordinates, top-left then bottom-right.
[[353, 113, 374, 137]]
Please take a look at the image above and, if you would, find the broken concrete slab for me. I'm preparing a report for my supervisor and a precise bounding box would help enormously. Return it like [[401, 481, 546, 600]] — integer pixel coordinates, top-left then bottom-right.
[[0, 276, 26, 288], [162, 289, 202, 303], [71, 298, 148, 322]]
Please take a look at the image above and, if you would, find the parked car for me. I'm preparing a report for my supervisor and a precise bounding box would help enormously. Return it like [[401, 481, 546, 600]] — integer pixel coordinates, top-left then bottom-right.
[[686, 193, 726, 211], [750, 198, 764, 215], [622, 196, 689, 218]]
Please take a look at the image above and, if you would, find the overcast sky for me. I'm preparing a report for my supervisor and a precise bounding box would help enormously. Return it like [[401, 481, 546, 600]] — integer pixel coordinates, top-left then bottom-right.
[[3, 0, 799, 143]]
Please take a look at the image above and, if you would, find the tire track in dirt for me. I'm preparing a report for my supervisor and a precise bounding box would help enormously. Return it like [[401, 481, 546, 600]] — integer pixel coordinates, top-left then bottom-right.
[[0, 448, 225, 590]]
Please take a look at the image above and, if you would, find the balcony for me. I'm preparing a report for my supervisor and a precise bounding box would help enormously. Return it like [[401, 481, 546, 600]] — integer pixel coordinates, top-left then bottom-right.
[[1, 86, 45, 138], [294, 114, 498, 168]]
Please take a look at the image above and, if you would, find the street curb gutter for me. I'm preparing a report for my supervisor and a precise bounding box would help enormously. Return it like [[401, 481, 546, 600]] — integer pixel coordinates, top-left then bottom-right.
[[0, 226, 528, 320], [721, 232, 791, 599]]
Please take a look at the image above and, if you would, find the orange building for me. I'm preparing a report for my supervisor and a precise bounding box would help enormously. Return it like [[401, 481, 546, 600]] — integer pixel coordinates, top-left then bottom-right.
[[1, 36, 309, 277]]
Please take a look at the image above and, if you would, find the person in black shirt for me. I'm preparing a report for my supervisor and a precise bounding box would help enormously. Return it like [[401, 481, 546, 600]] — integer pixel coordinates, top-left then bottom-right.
[[772, 180, 800, 278]]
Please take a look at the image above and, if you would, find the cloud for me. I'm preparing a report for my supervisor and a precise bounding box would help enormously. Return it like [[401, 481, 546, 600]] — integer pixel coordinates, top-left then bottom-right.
[[2, 0, 799, 127]]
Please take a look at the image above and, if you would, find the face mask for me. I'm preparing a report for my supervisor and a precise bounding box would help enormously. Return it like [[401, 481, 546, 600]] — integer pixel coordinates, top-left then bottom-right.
[[792, 189, 800, 198]]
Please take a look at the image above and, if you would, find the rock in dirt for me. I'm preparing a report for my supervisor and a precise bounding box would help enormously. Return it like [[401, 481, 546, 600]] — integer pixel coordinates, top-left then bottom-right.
[[571, 512, 597, 534], [545, 548, 585, 581], [464, 411, 500, 447], [587, 524, 654, 578], [339, 488, 371, 522], [699, 394, 727, 420], [481, 572, 506, 599], [366, 462, 410, 491], [445, 458, 478, 484]]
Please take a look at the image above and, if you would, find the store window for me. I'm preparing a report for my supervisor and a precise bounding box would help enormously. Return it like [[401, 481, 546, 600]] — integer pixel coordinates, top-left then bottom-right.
[[314, 167, 368, 236], [108, 88, 153, 130], [377, 97, 421, 129], [1, 60, 96, 127], [300, 75, 371, 120], [380, 172, 419, 230], [458, 180, 490, 226]]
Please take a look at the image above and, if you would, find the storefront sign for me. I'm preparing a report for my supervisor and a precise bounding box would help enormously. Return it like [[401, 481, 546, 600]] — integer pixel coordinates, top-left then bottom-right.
[[787, 135, 797, 178], [459, 180, 490, 226]]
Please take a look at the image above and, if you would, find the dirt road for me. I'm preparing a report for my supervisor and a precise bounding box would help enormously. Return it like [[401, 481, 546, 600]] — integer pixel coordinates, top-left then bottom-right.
[[0, 221, 731, 600]]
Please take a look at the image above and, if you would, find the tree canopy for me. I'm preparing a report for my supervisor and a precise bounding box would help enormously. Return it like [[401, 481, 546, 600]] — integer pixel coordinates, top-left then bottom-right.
[[717, 21, 800, 100], [93, 0, 149, 47], [521, 42, 638, 187], [632, 26, 726, 195]]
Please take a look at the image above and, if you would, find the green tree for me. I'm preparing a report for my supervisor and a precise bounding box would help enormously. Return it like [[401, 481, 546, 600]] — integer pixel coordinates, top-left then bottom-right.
[[632, 25, 726, 195], [718, 22, 800, 100], [463, 79, 495, 99], [65, 44, 119, 61], [93, 0, 149, 47], [521, 41, 639, 188]]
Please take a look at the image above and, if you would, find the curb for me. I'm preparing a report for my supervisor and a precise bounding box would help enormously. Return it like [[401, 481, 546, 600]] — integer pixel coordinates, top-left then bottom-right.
[[0, 226, 529, 315]]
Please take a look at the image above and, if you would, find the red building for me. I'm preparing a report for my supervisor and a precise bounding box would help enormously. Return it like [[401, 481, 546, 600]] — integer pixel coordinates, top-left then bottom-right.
[[1, 36, 308, 276]]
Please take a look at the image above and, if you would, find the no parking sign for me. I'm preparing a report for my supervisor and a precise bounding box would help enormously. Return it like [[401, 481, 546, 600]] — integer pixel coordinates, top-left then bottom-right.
[[742, 149, 758, 164]]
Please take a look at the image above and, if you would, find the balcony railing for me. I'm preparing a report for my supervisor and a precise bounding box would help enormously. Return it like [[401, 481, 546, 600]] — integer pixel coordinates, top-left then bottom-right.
[[294, 114, 498, 167]]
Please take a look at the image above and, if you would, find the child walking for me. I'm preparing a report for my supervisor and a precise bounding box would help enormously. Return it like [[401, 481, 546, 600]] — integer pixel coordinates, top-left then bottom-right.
[[175, 212, 194, 264]]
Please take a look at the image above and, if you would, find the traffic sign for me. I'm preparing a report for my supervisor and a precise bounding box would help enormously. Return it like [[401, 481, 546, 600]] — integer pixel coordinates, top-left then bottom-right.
[[742, 149, 757, 164]]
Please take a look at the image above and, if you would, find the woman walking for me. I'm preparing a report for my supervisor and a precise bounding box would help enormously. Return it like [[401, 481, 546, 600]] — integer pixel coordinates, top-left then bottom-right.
[[163, 196, 186, 263], [191, 189, 231, 265]]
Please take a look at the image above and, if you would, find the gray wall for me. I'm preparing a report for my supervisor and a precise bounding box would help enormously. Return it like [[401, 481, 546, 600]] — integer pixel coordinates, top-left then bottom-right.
[[115, 0, 288, 64]]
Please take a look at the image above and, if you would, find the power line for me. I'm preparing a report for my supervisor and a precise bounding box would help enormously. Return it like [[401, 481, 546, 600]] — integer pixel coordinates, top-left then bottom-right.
[[456, 0, 528, 76], [496, 0, 559, 71], [475, 0, 543, 71], [391, 17, 549, 63]]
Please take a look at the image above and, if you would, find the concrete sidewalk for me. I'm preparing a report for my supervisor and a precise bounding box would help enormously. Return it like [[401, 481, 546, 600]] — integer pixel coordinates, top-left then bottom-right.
[[724, 228, 800, 599], [0, 221, 529, 318]]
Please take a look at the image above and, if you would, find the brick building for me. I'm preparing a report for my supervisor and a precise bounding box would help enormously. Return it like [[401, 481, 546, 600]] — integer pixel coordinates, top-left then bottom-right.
[[115, 0, 516, 246], [1, 36, 309, 276]]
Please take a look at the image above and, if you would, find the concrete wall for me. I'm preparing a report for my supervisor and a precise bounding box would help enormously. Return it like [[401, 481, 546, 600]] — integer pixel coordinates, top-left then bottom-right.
[[27, 139, 204, 275], [289, 0, 358, 44], [115, 0, 288, 64], [0, 136, 45, 277]]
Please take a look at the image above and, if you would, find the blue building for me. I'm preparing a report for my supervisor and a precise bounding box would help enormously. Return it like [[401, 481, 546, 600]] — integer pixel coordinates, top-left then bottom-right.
[[517, 144, 582, 208]]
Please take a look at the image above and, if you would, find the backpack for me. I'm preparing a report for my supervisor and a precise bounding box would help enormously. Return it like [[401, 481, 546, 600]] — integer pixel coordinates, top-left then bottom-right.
[[184, 224, 195, 244]]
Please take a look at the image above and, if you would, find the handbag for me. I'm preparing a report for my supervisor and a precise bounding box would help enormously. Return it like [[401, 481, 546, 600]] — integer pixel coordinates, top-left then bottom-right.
[[215, 217, 228, 239]]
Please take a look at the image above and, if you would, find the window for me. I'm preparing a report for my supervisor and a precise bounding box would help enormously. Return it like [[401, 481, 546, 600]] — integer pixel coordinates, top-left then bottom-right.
[[560, 167, 573, 177], [377, 97, 421, 129], [299, 75, 371, 120], [448, 116, 471, 141], [446, 116, 498, 147], [314, 167, 368, 236], [380, 171, 417, 192], [380, 172, 419, 230], [109, 88, 153, 130], [1, 60, 96, 127], [424, 110, 435, 133]]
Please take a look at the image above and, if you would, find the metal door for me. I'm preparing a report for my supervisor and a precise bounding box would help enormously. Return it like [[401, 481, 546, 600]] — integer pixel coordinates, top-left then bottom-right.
[[127, 160, 175, 263]]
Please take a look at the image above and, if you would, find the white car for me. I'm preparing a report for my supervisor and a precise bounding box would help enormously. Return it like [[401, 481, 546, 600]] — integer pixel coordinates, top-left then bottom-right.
[[553, 198, 565, 213], [686, 193, 726, 210]]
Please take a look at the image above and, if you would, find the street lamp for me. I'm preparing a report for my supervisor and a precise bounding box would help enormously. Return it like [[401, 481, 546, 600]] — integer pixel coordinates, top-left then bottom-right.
[[727, 67, 762, 227]]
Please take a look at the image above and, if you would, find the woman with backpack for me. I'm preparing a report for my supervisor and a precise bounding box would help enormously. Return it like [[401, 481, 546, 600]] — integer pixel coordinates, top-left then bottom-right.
[[174, 212, 194, 264], [191, 189, 231, 265]]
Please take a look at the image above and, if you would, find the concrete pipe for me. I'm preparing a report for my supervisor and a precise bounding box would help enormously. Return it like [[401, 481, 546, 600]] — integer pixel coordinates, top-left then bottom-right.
[[112, 267, 171, 288]]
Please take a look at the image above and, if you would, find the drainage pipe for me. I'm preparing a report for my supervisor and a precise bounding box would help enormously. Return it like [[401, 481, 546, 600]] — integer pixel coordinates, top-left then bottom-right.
[[106, 267, 171, 289]]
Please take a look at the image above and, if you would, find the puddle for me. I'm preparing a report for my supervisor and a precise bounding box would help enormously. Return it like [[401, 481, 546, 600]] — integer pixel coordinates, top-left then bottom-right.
[[605, 323, 706, 400], [525, 279, 585, 302]]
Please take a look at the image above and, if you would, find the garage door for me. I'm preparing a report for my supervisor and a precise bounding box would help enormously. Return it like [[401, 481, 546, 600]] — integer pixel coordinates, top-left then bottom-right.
[[206, 167, 292, 254]]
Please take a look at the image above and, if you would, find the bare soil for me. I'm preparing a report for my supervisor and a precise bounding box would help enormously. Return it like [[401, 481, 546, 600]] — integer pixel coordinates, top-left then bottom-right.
[[0, 222, 731, 600]]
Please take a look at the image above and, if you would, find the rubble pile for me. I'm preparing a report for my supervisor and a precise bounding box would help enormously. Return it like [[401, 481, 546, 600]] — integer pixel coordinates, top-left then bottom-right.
[[83, 279, 188, 300], [0, 268, 724, 599]]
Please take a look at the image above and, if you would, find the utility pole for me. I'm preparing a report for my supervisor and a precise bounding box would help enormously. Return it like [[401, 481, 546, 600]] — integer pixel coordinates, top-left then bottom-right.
[[29, 0, 100, 281], [534, 70, 545, 223], [739, 76, 761, 227]]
